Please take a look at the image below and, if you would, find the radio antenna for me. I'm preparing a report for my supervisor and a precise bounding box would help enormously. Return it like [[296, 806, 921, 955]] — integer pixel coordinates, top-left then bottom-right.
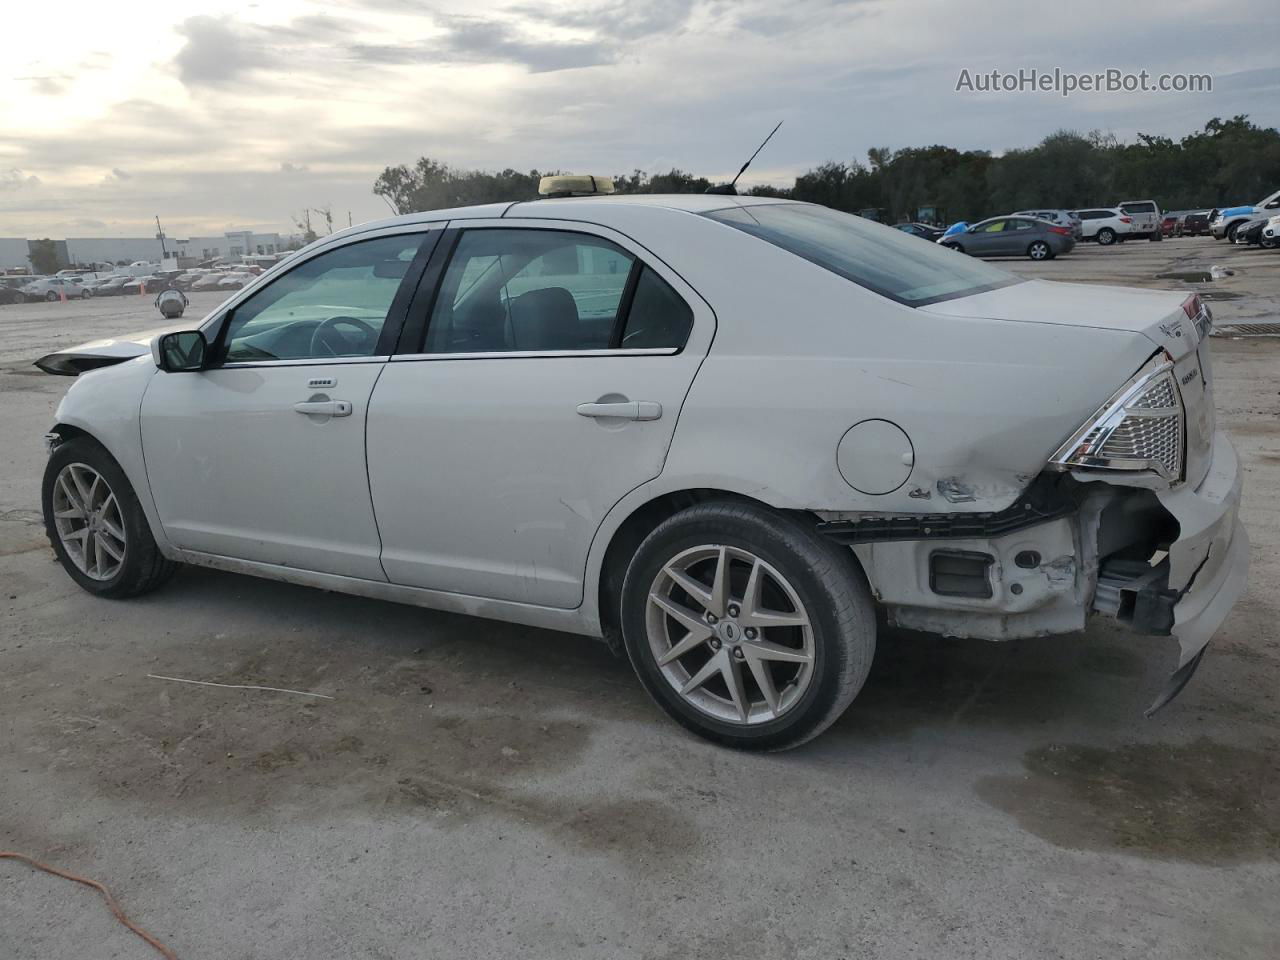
[[707, 121, 783, 195]]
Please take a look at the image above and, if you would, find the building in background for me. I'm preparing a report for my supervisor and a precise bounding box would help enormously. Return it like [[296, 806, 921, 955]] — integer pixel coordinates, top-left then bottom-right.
[[59, 230, 287, 268], [0, 238, 31, 271]]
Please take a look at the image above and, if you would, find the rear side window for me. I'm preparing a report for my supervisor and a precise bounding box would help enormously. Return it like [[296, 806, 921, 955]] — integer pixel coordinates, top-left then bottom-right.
[[423, 229, 693, 354], [704, 203, 1019, 306], [1121, 202, 1157, 214], [619, 267, 693, 349]]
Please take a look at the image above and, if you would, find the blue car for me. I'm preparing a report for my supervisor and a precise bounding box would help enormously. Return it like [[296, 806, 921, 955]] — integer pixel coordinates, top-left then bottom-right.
[[1210, 189, 1280, 241]]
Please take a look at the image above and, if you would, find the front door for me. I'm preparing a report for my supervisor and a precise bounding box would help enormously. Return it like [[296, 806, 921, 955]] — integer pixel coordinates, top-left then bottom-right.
[[140, 230, 435, 580], [366, 222, 713, 608]]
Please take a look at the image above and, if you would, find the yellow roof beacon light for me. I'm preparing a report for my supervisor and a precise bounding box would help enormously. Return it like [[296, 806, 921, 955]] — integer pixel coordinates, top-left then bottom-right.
[[537, 175, 616, 198]]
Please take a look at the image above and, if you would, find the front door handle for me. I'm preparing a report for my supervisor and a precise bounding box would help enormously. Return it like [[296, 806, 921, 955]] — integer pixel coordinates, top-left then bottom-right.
[[294, 399, 352, 417], [576, 401, 662, 421]]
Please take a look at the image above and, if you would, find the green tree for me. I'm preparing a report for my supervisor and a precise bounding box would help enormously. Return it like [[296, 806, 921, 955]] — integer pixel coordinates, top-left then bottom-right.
[[28, 238, 59, 274]]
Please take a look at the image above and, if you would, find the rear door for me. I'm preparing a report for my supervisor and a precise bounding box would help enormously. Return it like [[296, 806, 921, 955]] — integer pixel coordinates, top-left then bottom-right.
[[968, 219, 1007, 255], [366, 219, 713, 608]]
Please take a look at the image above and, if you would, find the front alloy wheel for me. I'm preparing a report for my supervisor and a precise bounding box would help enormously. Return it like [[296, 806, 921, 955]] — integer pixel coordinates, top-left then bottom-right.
[[1028, 240, 1050, 260], [1096, 228, 1116, 246], [51, 463, 127, 580]]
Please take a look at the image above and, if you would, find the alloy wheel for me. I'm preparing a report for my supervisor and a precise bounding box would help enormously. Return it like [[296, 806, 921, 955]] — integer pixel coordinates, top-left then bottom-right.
[[51, 463, 127, 581], [646, 545, 815, 725], [1029, 242, 1049, 260]]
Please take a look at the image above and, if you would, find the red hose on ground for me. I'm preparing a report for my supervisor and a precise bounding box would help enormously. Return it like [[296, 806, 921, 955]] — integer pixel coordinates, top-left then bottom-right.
[[0, 851, 178, 959]]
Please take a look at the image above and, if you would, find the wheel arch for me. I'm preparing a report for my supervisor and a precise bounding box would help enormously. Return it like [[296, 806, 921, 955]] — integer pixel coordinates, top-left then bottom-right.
[[593, 486, 831, 653]]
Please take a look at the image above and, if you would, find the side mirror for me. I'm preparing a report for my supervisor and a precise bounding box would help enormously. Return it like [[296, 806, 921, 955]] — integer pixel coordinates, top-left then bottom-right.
[[153, 330, 207, 372]]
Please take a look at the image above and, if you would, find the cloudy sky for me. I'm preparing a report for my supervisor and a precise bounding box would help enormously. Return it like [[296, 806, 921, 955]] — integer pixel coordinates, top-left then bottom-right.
[[2, 0, 1276, 239]]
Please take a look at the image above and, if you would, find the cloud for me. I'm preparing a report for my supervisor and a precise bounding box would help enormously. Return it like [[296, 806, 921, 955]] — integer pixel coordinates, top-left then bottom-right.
[[110, 168, 132, 180], [0, 169, 41, 192], [280, 161, 311, 173], [349, 16, 616, 73], [174, 16, 264, 87]]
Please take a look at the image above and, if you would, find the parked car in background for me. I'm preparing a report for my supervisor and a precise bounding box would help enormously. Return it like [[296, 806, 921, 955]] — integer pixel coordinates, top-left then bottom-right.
[[1211, 188, 1280, 242], [939, 216, 1075, 259], [21, 276, 90, 301], [31, 190, 1249, 747], [92, 276, 134, 298], [1160, 213, 1184, 238], [1071, 208, 1133, 245], [2, 276, 37, 304], [1182, 210, 1211, 236], [1013, 209, 1082, 239], [120, 276, 166, 296], [940, 221, 969, 240], [191, 273, 228, 291], [1234, 217, 1277, 248], [217, 273, 254, 290], [893, 222, 946, 242], [1117, 200, 1162, 240], [172, 272, 208, 290]]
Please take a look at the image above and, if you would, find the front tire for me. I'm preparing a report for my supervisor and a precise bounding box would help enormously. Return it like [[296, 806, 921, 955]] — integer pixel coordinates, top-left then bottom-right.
[[1028, 241, 1051, 260], [1225, 222, 1240, 243], [1096, 228, 1116, 246], [619, 501, 875, 750], [42, 436, 177, 598], [45, 291, 58, 302]]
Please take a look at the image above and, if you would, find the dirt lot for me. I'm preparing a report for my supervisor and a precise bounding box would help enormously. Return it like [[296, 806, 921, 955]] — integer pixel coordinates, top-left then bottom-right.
[[2, 239, 1278, 959]]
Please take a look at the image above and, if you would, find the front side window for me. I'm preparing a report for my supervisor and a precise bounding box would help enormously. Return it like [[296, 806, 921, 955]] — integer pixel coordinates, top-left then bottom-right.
[[425, 229, 636, 353], [704, 204, 1019, 306], [220, 234, 423, 362]]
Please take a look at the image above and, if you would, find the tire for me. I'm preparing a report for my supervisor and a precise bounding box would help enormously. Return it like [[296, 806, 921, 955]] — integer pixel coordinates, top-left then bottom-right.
[[1261, 236, 1278, 250], [1225, 222, 1240, 243], [1028, 241, 1051, 260], [1096, 228, 1116, 246], [943, 242, 965, 254], [619, 500, 876, 750], [1150, 230, 1163, 242], [45, 291, 58, 302], [81, 289, 92, 299], [42, 436, 177, 599]]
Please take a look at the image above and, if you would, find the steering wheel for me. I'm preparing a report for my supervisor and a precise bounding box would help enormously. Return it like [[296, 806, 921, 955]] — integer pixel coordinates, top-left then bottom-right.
[[309, 315, 378, 357]]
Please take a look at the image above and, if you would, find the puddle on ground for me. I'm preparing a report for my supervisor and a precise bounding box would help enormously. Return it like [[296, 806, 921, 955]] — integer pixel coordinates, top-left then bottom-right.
[[977, 738, 1280, 863], [1156, 271, 1215, 282]]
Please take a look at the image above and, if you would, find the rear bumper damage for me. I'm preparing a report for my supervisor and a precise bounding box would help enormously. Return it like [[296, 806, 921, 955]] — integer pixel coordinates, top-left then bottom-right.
[[817, 431, 1248, 713]]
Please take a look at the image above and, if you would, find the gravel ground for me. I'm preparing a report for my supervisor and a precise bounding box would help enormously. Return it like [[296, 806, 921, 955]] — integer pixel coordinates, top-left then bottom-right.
[[1, 239, 1277, 960]]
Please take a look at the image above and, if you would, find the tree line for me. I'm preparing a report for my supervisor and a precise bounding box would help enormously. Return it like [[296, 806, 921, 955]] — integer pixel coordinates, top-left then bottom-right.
[[373, 115, 1280, 225]]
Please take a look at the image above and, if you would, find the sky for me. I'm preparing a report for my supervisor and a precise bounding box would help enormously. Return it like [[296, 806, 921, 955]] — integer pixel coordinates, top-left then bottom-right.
[[2, 0, 1277, 239]]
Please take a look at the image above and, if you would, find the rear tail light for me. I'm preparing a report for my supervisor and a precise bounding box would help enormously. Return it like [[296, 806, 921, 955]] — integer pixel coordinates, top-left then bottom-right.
[[1183, 294, 1212, 338], [1050, 353, 1185, 482], [1120, 217, 1132, 224], [1048, 226, 1072, 236]]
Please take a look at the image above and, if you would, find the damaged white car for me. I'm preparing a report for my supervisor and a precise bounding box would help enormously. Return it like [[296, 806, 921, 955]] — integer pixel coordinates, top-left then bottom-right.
[[36, 184, 1249, 749]]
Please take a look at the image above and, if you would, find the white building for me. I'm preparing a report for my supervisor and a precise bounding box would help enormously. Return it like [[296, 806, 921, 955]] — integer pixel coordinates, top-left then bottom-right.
[[62, 230, 286, 267]]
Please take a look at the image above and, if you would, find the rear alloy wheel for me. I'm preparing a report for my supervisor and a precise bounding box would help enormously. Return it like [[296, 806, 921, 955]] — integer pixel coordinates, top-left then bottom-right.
[[1028, 240, 1051, 260], [621, 501, 875, 750], [1096, 228, 1116, 246], [45, 291, 58, 302], [81, 289, 92, 299]]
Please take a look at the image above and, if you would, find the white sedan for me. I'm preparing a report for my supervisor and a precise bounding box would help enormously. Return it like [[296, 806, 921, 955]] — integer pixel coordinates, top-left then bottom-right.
[[35, 183, 1249, 749]]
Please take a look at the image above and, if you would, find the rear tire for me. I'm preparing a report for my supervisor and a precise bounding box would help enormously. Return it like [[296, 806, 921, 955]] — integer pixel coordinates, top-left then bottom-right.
[[1096, 228, 1116, 246], [620, 500, 875, 750], [1225, 222, 1240, 243], [42, 436, 177, 599], [45, 291, 58, 302], [1150, 231, 1163, 242], [1028, 241, 1051, 260]]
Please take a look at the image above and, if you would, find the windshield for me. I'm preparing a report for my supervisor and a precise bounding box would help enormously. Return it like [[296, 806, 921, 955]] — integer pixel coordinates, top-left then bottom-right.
[[703, 203, 1021, 306]]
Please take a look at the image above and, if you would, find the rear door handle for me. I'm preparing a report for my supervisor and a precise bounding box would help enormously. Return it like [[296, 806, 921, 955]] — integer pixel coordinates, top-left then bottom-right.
[[294, 399, 352, 417], [576, 401, 662, 421]]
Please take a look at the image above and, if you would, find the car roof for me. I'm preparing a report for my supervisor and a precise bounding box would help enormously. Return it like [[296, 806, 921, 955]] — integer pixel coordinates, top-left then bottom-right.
[[314, 194, 794, 246]]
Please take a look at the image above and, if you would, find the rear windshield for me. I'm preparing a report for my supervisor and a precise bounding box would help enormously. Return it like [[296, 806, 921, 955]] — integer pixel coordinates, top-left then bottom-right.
[[703, 203, 1021, 306]]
